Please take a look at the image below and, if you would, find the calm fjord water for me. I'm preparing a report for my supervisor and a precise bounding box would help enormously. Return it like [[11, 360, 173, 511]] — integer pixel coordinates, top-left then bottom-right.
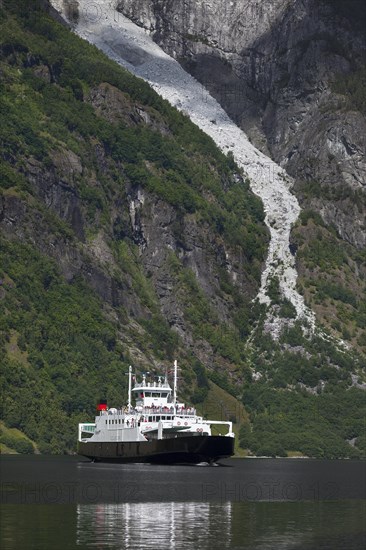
[[0, 456, 365, 549]]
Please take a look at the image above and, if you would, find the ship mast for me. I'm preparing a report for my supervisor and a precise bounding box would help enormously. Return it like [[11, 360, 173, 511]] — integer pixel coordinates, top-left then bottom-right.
[[173, 359, 178, 412], [127, 365, 132, 412]]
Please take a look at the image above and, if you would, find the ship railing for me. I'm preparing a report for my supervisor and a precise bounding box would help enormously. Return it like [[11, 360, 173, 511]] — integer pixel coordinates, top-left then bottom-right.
[[140, 407, 196, 416], [97, 407, 197, 417], [133, 382, 172, 389], [176, 409, 196, 416], [100, 408, 139, 415]]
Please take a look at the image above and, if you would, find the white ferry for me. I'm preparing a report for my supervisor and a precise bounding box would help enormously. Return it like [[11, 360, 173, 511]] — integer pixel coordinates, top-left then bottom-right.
[[78, 361, 235, 464]]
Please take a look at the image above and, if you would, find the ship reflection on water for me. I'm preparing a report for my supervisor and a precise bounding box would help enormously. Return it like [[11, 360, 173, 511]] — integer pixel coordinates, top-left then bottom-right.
[[1, 457, 364, 549], [76, 499, 366, 550], [76, 501, 233, 549]]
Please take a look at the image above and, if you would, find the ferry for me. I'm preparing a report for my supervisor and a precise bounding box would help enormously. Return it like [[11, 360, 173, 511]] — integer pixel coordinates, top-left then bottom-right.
[[78, 361, 235, 464]]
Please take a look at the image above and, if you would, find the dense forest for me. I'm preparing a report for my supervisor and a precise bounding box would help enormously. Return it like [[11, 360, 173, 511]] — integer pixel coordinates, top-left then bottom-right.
[[0, 0, 365, 458]]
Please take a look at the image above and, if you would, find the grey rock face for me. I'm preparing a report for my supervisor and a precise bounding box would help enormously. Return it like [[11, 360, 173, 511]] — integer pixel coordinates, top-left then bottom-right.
[[128, 184, 255, 328], [1, 109, 256, 357], [118, 0, 366, 248]]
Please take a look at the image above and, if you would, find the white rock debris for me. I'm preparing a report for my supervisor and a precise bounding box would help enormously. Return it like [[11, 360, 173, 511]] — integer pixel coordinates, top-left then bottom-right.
[[51, 0, 315, 333]]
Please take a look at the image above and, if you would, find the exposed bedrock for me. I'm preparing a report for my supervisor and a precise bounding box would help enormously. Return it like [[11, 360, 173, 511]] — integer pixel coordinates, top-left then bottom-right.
[[118, 0, 366, 249]]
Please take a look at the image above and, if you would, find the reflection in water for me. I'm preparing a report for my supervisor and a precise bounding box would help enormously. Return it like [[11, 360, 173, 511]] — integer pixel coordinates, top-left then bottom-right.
[[1, 458, 365, 549], [76, 500, 366, 550], [1, 500, 365, 549], [77, 502, 232, 549]]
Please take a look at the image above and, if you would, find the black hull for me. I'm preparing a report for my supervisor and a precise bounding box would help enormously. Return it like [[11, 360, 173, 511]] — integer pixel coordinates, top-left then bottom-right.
[[78, 435, 234, 464]]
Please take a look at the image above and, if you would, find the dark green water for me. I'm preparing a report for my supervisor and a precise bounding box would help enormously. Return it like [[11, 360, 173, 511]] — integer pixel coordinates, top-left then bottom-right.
[[1, 456, 365, 549]]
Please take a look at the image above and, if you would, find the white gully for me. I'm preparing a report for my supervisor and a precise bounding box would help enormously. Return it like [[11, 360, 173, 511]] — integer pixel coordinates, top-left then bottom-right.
[[51, 0, 316, 336]]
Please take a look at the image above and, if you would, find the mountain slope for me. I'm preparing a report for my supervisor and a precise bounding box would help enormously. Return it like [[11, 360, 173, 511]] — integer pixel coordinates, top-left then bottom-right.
[[118, 0, 366, 343], [0, 0, 365, 458], [0, 0, 267, 452]]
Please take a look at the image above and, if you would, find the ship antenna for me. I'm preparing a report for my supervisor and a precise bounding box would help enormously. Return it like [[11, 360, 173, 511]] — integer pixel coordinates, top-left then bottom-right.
[[127, 365, 133, 412], [173, 359, 178, 412]]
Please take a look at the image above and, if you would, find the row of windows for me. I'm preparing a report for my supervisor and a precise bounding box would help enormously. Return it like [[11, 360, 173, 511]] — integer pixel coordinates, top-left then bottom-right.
[[140, 392, 169, 398], [148, 415, 173, 422], [105, 416, 175, 425]]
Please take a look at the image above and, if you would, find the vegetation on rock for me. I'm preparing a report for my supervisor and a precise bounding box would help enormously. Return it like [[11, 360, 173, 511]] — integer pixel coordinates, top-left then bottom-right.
[[0, 0, 266, 453]]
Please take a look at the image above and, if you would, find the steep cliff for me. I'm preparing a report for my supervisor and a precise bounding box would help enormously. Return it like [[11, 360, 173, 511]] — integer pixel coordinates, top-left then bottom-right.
[[117, 0, 366, 247], [1, 0, 268, 452], [117, 0, 366, 350]]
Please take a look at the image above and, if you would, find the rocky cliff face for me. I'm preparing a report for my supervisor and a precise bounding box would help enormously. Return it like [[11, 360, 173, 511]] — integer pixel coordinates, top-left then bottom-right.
[[0, 5, 267, 374], [118, 0, 366, 249]]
